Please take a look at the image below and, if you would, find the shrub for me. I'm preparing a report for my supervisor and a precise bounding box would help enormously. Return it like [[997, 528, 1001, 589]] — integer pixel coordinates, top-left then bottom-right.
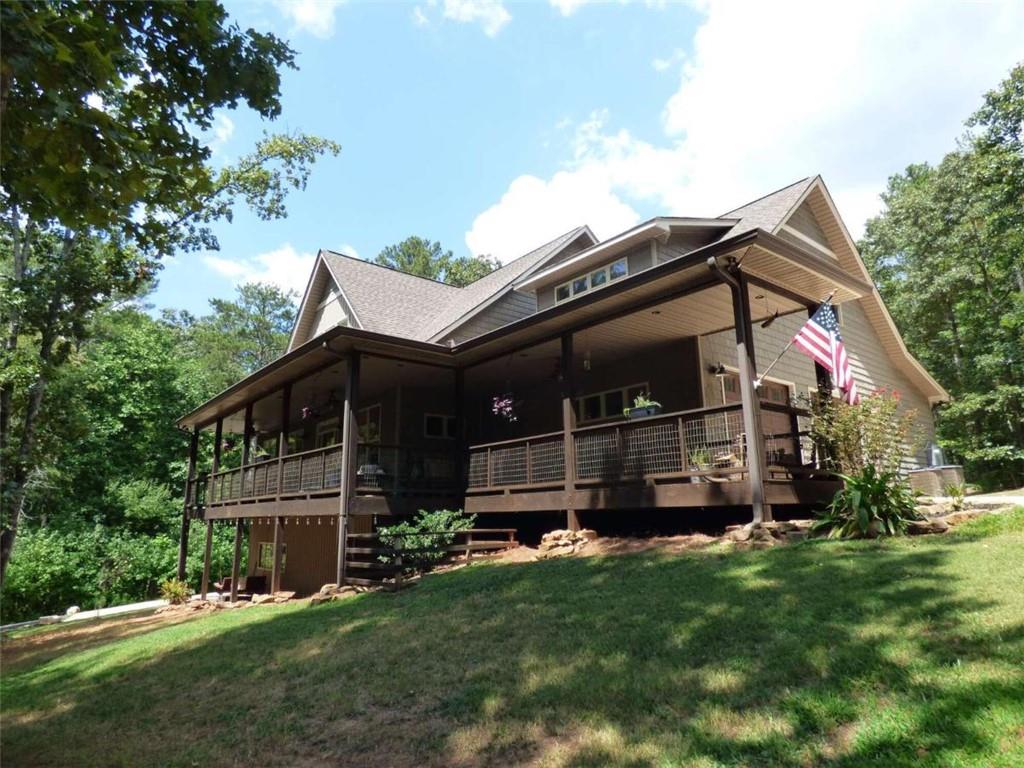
[[944, 482, 966, 511], [377, 509, 476, 572], [159, 578, 191, 604], [813, 465, 921, 538], [809, 387, 919, 475]]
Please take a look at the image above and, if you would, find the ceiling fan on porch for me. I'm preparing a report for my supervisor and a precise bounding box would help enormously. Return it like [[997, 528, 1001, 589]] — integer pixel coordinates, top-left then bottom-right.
[[755, 293, 779, 329]]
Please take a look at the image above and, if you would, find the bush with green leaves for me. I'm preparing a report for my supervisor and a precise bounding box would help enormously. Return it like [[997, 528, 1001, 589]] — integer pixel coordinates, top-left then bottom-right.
[[814, 465, 921, 538], [377, 509, 476, 572], [809, 387, 919, 476], [159, 578, 191, 605]]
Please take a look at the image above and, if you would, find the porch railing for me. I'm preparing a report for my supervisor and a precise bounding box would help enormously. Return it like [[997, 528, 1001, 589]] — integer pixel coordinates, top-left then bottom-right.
[[206, 442, 460, 505], [466, 402, 819, 491]]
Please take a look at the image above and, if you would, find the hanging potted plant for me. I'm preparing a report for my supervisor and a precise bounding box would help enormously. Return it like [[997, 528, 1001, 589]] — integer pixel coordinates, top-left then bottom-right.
[[492, 393, 518, 423], [623, 392, 662, 420]]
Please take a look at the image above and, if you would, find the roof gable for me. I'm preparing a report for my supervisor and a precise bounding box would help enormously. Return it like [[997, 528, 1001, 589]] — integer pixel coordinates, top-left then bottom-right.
[[774, 178, 948, 403]]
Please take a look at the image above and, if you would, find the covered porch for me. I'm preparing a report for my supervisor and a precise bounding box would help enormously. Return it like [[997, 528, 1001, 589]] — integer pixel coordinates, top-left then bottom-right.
[[177, 227, 872, 593]]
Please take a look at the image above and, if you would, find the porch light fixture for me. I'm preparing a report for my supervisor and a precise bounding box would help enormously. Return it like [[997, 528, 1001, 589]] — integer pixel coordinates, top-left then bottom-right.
[[709, 362, 727, 378], [584, 349, 592, 371]]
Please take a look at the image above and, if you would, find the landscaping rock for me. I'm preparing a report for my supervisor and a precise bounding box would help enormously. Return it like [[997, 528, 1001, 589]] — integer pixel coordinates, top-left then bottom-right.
[[907, 518, 950, 536], [251, 593, 276, 605], [318, 583, 339, 595], [65, 605, 80, 616], [941, 509, 985, 526], [538, 528, 598, 558]]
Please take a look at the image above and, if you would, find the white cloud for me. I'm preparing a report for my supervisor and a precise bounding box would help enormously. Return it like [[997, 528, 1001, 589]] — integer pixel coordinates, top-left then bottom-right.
[[207, 114, 235, 156], [465, 167, 639, 263], [204, 243, 316, 298], [443, 0, 511, 37], [549, 0, 664, 17], [412, 5, 430, 26], [336, 243, 361, 259], [651, 48, 684, 72], [468, 0, 1024, 259], [274, 0, 346, 38]]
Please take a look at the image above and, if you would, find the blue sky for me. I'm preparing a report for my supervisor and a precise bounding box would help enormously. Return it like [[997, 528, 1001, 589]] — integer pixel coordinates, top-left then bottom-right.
[[152, 0, 1023, 316]]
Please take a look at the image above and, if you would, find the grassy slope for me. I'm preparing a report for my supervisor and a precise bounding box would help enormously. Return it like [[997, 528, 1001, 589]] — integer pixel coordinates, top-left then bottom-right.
[[3, 510, 1023, 768]]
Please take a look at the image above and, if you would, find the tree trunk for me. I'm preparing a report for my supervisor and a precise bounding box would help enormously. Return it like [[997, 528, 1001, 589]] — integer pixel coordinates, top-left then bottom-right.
[[0, 230, 72, 587]]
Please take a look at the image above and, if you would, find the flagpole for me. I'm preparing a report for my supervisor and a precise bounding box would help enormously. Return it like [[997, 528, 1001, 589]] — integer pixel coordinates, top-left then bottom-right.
[[754, 289, 836, 388]]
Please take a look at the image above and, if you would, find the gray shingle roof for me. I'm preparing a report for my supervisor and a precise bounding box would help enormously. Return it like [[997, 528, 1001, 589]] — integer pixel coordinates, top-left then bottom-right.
[[719, 177, 814, 237], [320, 226, 590, 342], [321, 252, 461, 340]]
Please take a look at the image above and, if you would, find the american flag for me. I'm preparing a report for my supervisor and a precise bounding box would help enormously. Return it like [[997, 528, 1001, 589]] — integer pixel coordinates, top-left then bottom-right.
[[793, 303, 860, 404]]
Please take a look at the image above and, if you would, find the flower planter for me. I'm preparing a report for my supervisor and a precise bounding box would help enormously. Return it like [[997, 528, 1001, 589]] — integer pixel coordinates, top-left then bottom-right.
[[625, 405, 662, 420]]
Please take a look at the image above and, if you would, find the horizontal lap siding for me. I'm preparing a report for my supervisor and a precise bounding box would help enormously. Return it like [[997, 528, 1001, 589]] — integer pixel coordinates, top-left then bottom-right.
[[451, 290, 537, 343], [699, 300, 936, 470]]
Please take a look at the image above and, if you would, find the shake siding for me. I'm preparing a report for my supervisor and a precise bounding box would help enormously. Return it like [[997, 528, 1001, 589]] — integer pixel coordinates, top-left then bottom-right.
[[699, 300, 936, 470], [450, 290, 537, 343]]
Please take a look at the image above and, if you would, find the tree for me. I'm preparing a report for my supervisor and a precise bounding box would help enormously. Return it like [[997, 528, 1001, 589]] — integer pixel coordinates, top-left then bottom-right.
[[167, 282, 297, 394], [0, 2, 339, 584], [374, 236, 500, 287], [0, 1, 294, 245], [859, 63, 1024, 489]]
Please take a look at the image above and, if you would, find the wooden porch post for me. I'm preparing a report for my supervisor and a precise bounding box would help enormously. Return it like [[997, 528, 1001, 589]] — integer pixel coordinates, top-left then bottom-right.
[[200, 520, 214, 599], [177, 426, 199, 581], [728, 270, 771, 523], [211, 417, 224, 500], [271, 516, 284, 593], [561, 332, 579, 531], [230, 518, 243, 602], [277, 383, 292, 493], [454, 367, 466, 499], [241, 402, 254, 497], [336, 351, 361, 585]]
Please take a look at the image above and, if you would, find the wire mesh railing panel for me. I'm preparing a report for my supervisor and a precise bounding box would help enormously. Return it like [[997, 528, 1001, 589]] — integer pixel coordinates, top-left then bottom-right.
[[281, 456, 302, 493], [529, 438, 565, 483], [622, 421, 682, 477], [323, 446, 343, 488], [252, 464, 267, 496], [227, 470, 242, 500], [300, 453, 324, 491], [467, 451, 489, 487], [681, 409, 745, 469], [265, 465, 279, 495], [491, 444, 528, 486], [575, 429, 622, 481]]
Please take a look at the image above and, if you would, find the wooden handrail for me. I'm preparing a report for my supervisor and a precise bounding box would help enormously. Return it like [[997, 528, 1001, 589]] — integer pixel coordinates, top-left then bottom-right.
[[572, 402, 742, 436], [466, 430, 567, 452]]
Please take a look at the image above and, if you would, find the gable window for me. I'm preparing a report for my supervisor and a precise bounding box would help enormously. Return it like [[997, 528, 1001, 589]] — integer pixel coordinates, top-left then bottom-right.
[[423, 414, 457, 439], [577, 382, 649, 424], [555, 257, 629, 304]]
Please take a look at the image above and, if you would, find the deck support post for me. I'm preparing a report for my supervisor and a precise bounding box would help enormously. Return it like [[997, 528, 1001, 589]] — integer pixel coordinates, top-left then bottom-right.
[[200, 520, 213, 599], [230, 518, 243, 602], [271, 516, 284, 593], [454, 367, 466, 500], [336, 351, 361, 585], [708, 257, 770, 523], [177, 426, 200, 581], [560, 332, 579, 531]]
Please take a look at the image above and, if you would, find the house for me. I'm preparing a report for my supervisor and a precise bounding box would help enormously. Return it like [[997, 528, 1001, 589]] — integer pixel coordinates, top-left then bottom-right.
[[176, 176, 948, 596]]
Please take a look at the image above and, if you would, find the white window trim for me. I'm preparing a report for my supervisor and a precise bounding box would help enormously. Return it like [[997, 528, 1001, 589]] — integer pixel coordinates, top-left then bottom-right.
[[555, 257, 629, 304], [423, 413, 456, 439], [718, 365, 796, 405], [577, 381, 649, 424]]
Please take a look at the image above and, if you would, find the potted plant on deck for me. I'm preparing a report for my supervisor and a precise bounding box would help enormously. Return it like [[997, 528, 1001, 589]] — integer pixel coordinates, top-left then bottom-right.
[[623, 392, 662, 420]]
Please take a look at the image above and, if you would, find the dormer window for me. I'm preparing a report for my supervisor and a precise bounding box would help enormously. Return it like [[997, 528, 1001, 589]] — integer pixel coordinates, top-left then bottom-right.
[[555, 257, 628, 304]]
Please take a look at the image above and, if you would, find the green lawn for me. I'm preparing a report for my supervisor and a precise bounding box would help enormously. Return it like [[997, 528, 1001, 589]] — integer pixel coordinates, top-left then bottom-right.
[[3, 510, 1024, 768]]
